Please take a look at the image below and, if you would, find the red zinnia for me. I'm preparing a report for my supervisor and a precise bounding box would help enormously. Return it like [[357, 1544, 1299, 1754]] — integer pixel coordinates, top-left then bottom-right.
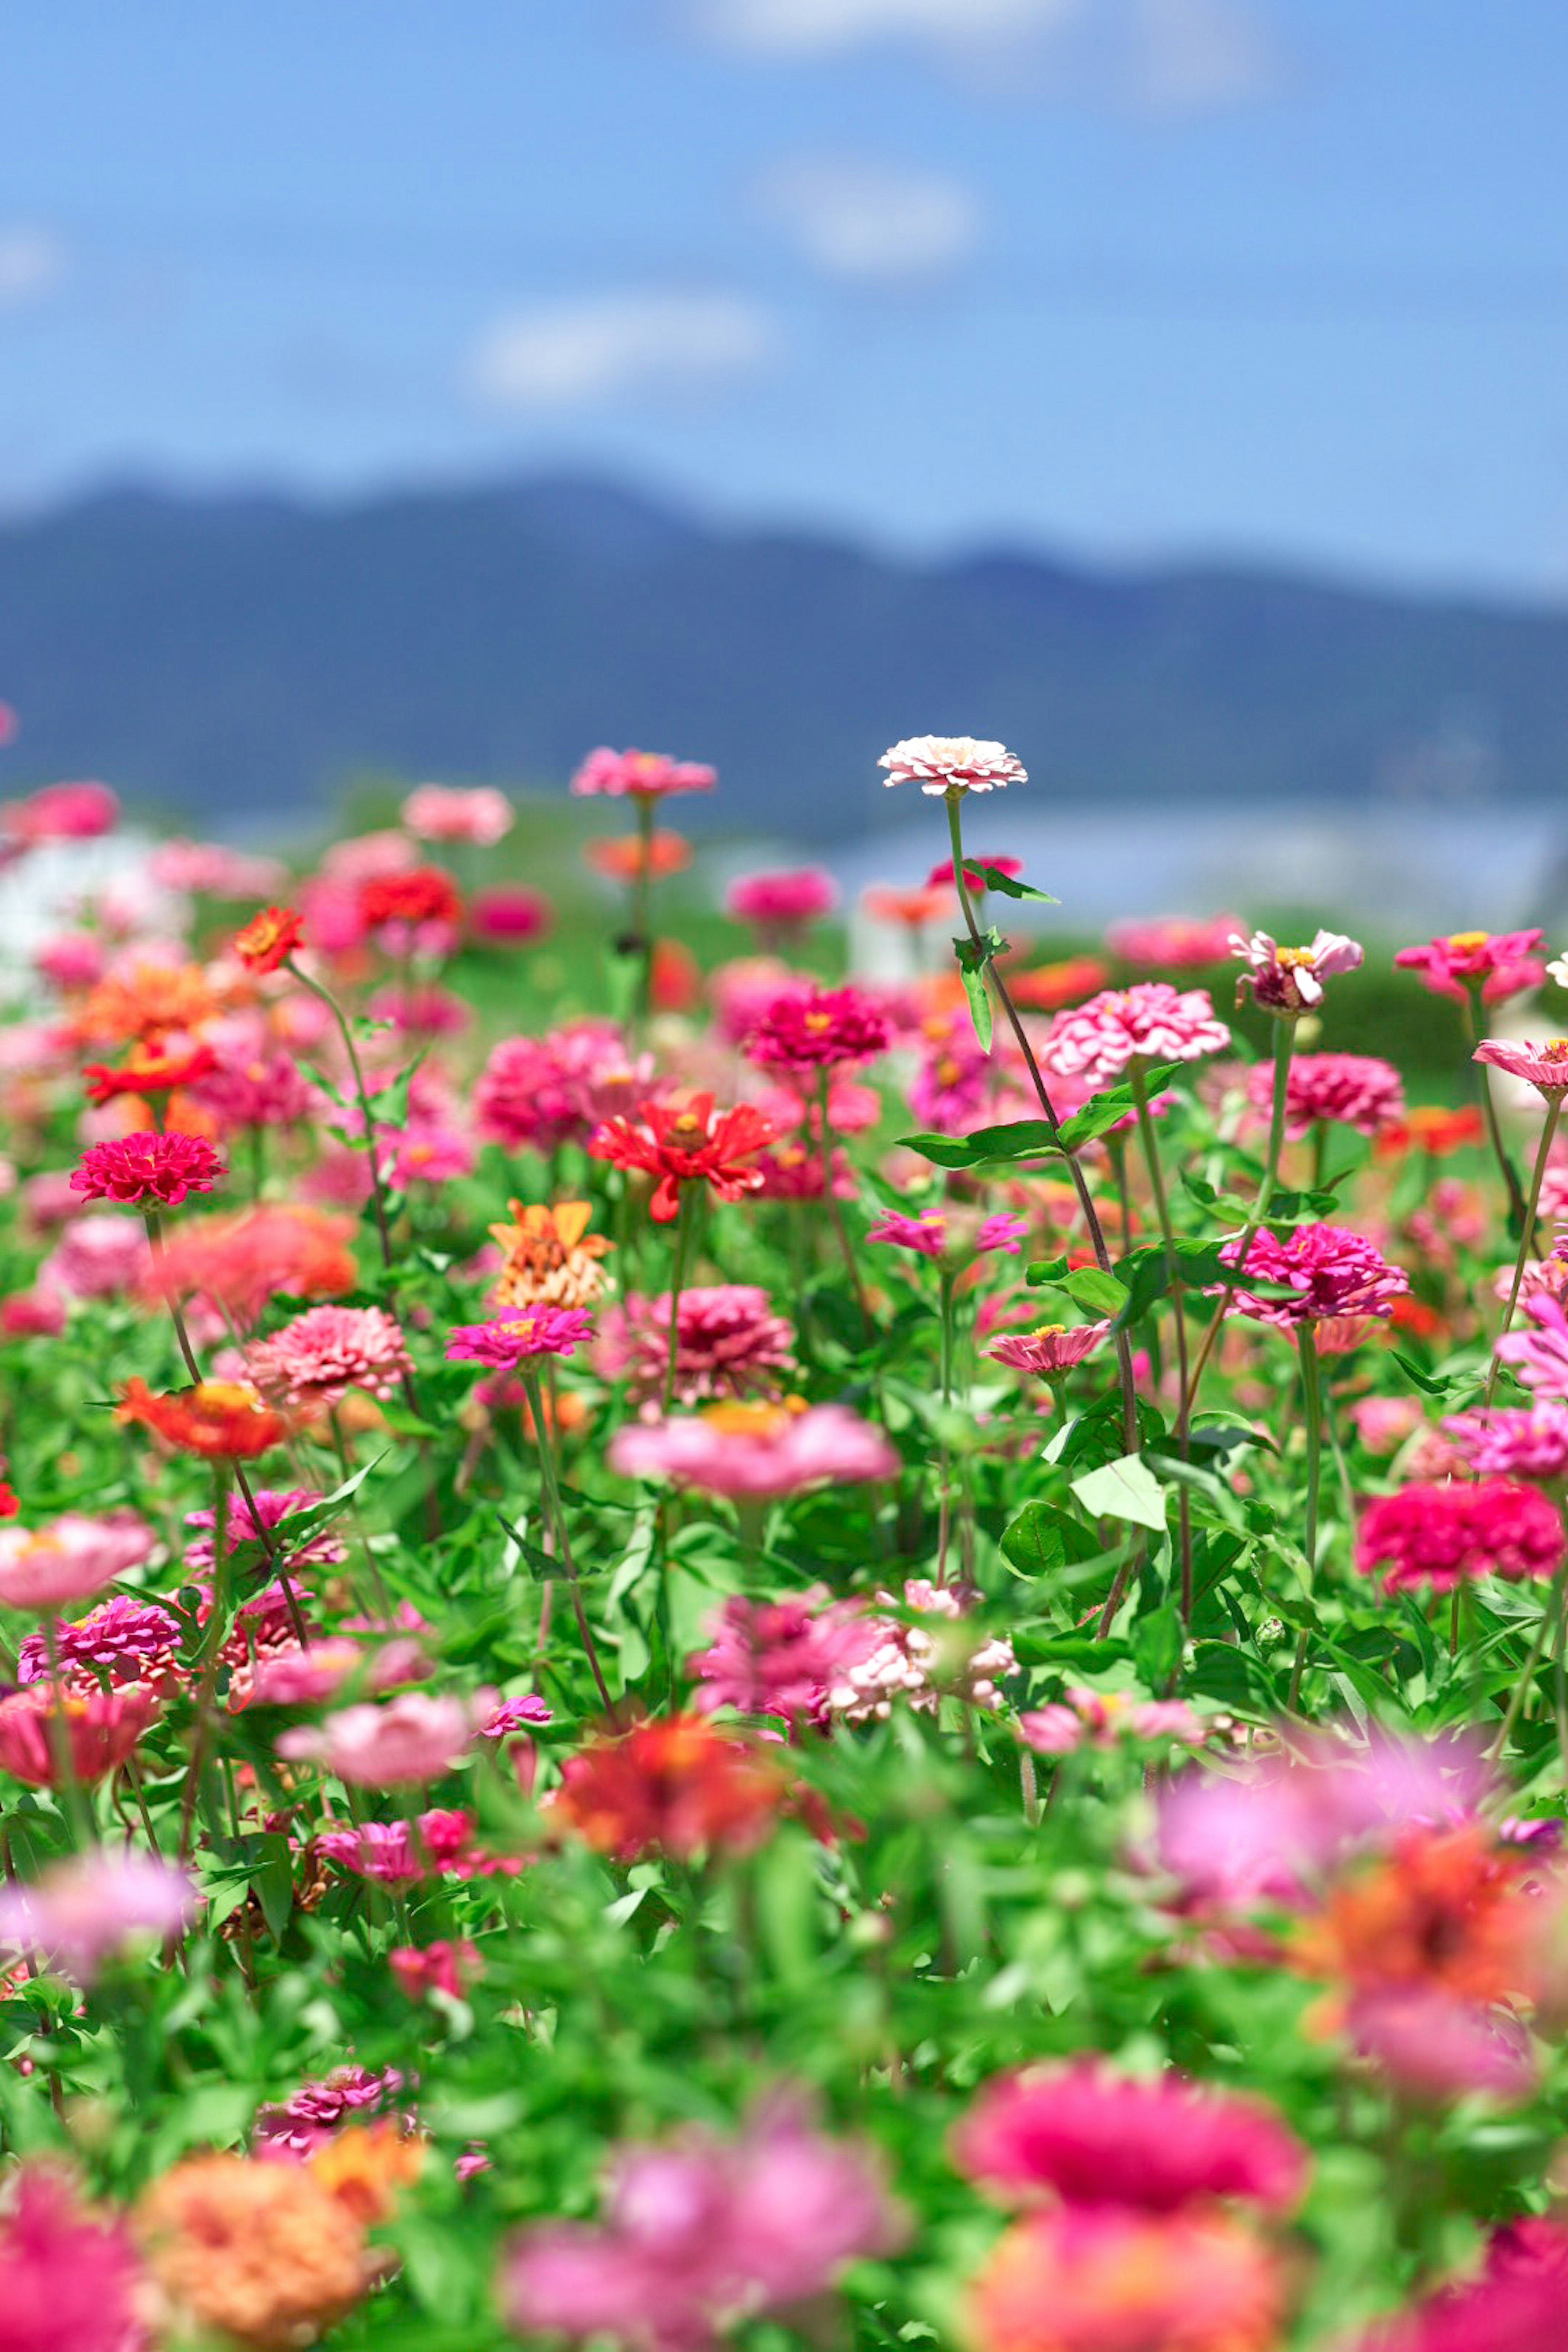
[[589, 1093, 776, 1223], [358, 867, 462, 931], [82, 1041, 218, 1104], [234, 904, 305, 974], [551, 1715, 802, 1863], [70, 1131, 227, 1208], [1356, 1480, 1566, 1594]]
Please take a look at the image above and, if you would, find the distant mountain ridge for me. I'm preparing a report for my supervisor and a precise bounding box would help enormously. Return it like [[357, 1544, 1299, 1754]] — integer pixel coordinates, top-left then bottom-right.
[[1, 475, 1565, 839]]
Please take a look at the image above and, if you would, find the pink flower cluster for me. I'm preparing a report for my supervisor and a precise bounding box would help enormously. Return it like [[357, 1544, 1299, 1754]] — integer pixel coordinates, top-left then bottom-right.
[[1247, 1052, 1404, 1139], [1356, 1480, 1566, 1593], [501, 2095, 902, 2350], [830, 1579, 1017, 1722], [744, 982, 891, 1073], [1395, 927, 1546, 1004], [1218, 1221, 1409, 1328], [1045, 983, 1229, 1087], [570, 746, 716, 800], [594, 1286, 794, 1409], [246, 1304, 413, 1412], [475, 1021, 653, 1155], [314, 1805, 524, 1886], [689, 1588, 880, 1725]]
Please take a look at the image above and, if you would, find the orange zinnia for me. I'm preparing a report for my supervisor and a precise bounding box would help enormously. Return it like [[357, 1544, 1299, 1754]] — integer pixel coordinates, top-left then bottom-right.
[[585, 830, 692, 882], [234, 904, 305, 975], [74, 959, 219, 1047], [552, 1715, 797, 1863], [1291, 1825, 1540, 2011], [116, 1378, 292, 1460], [861, 883, 953, 929], [489, 1199, 612, 1310], [1375, 1104, 1487, 1160]]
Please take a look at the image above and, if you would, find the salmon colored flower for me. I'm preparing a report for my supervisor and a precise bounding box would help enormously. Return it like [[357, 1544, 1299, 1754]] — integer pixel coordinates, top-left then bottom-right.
[[116, 1377, 292, 1459], [246, 1304, 413, 1411], [233, 904, 305, 974], [1005, 956, 1113, 1012], [879, 735, 1027, 794], [966, 2205, 1287, 2352], [589, 1094, 776, 1224], [136, 2152, 370, 2348], [74, 958, 218, 1046], [140, 1204, 359, 1326], [71, 1130, 226, 1208], [552, 1715, 803, 1863], [82, 1039, 218, 1102], [489, 1199, 612, 1311], [1375, 1104, 1486, 1160], [571, 746, 716, 800], [861, 882, 954, 929], [1290, 1824, 1542, 2013], [0, 1681, 160, 1786], [586, 830, 693, 882]]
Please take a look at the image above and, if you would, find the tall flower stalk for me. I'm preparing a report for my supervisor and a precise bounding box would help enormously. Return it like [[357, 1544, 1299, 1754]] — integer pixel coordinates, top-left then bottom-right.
[[1128, 1058, 1194, 1620]]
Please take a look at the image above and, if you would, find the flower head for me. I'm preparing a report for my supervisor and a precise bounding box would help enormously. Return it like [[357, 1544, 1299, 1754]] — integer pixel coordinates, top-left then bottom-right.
[[965, 2205, 1287, 2352], [0, 1512, 156, 1612], [595, 1285, 794, 1408], [116, 1377, 292, 1459], [1045, 983, 1229, 1087], [609, 1400, 896, 1499], [867, 1206, 1029, 1265], [1443, 1401, 1568, 1480], [688, 1589, 878, 1726], [861, 881, 955, 929], [571, 746, 716, 800], [82, 1039, 218, 1102], [1474, 1036, 1568, 1099], [879, 735, 1026, 795], [488, 1199, 612, 1311], [988, 1322, 1112, 1376], [1106, 913, 1243, 968], [476, 1022, 653, 1154], [142, 1203, 359, 1326], [471, 883, 552, 942], [233, 904, 305, 974], [552, 1715, 803, 1864], [586, 829, 693, 882], [401, 782, 513, 844], [446, 1304, 594, 1367], [18, 1593, 181, 1691], [1356, 1480, 1565, 1593], [1019, 1689, 1205, 1753], [1217, 1222, 1409, 1327], [358, 864, 462, 933], [743, 982, 891, 1073], [0, 1682, 160, 1786], [1396, 928, 1547, 1004], [277, 1690, 492, 1786], [70, 1131, 226, 1209], [0, 2167, 149, 2352], [313, 1805, 521, 1886], [390, 1939, 481, 2002], [135, 2152, 370, 2348], [1247, 1051, 1404, 1138], [828, 1579, 1016, 1720], [1231, 928, 1363, 1013], [724, 868, 837, 936], [0, 1849, 198, 1981], [590, 1094, 776, 1224], [246, 1304, 413, 1412], [2, 779, 119, 843]]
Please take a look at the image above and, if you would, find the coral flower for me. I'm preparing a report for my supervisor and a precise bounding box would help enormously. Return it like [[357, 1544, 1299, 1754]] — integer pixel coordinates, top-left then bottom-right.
[[70, 1130, 226, 1209], [1217, 1222, 1409, 1327], [1106, 913, 1243, 968], [608, 1400, 896, 1498], [75, 957, 218, 1046], [878, 735, 1027, 794], [0, 1681, 160, 1786], [1005, 956, 1114, 1012], [966, 2205, 1287, 2352], [446, 1304, 594, 1366], [136, 2152, 370, 2348], [586, 829, 693, 882], [595, 1285, 794, 1408], [989, 1321, 1112, 1375], [0, 1512, 157, 1612], [82, 1039, 219, 1103], [552, 1715, 801, 1862], [1396, 927, 1548, 1004], [743, 982, 891, 1072], [1247, 1052, 1405, 1138], [589, 1093, 776, 1224], [0, 1849, 198, 1981], [246, 1304, 413, 1411], [1290, 1824, 1542, 2014], [868, 1206, 1029, 1264], [725, 867, 837, 935], [861, 881, 955, 929], [1375, 1104, 1486, 1160], [951, 2060, 1307, 2214], [572, 746, 716, 800], [488, 1199, 612, 1311], [142, 1204, 359, 1326], [1355, 1479, 1565, 1593], [1231, 928, 1363, 1013], [401, 781, 513, 844], [0, 2167, 150, 2352], [1474, 1037, 1568, 1098], [1045, 983, 1229, 1086], [233, 904, 305, 974], [116, 1377, 292, 1459]]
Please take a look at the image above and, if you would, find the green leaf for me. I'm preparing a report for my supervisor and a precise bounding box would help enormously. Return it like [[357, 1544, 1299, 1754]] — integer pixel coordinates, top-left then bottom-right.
[[1060, 1266, 1128, 1317], [959, 954, 993, 1052], [898, 1119, 1062, 1171], [974, 864, 1058, 903], [1134, 1601, 1184, 1687], [1056, 1063, 1182, 1152], [1000, 1499, 1103, 1576], [1070, 1451, 1169, 1531]]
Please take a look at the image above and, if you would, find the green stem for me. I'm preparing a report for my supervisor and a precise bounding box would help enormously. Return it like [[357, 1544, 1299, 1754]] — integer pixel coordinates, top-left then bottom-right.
[[1185, 1016, 1296, 1414], [1484, 1094, 1563, 1410], [1130, 1059, 1193, 1623], [815, 1069, 873, 1332], [664, 1186, 697, 1413], [936, 1270, 956, 1586], [523, 1371, 615, 1717], [1489, 1566, 1563, 1761], [1287, 1325, 1323, 1711], [41, 1615, 90, 1849], [285, 955, 396, 1272], [1465, 983, 1532, 1238]]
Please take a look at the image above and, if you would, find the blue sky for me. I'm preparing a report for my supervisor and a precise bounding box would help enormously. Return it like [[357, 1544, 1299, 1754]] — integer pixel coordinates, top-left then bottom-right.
[[2, 0, 1566, 595]]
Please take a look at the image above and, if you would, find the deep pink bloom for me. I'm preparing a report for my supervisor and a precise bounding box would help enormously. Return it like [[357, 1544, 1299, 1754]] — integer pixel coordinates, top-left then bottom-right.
[[0, 1682, 160, 1786], [1443, 1402, 1568, 1481], [277, 1689, 493, 1785], [1, 779, 119, 843], [34, 931, 106, 990], [402, 782, 513, 844], [724, 869, 837, 935], [1105, 913, 1243, 969], [446, 1304, 594, 1367], [0, 1850, 198, 1982], [1247, 1052, 1404, 1138], [18, 1595, 181, 1691], [988, 1322, 1111, 1375], [1474, 1037, 1568, 1098], [476, 1022, 653, 1154], [688, 1589, 879, 1725], [1045, 983, 1229, 1087], [254, 2063, 407, 2154], [481, 1693, 553, 1737], [313, 1806, 523, 1886], [182, 1486, 347, 1573], [0, 1513, 157, 1612], [878, 735, 1026, 794], [501, 2095, 902, 2351], [69, 1131, 225, 1209], [907, 1023, 996, 1134], [1360, 2223, 1568, 2352], [1018, 1690, 1205, 1754], [1496, 1290, 1568, 1395], [1356, 1480, 1565, 1593], [1216, 1222, 1409, 1327], [246, 1304, 413, 1412], [1395, 928, 1547, 1005], [192, 1049, 315, 1133], [594, 1286, 794, 1409], [470, 883, 552, 944], [867, 1207, 1028, 1263], [390, 1939, 481, 2001], [1231, 928, 1363, 1013], [570, 746, 716, 800], [951, 2060, 1306, 2215], [0, 2165, 149, 2352], [609, 1402, 896, 1499], [744, 983, 891, 1073]]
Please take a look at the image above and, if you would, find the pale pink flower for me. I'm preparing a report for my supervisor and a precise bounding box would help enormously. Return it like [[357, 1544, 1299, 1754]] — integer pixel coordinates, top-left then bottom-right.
[[246, 1304, 413, 1412], [829, 1580, 1016, 1721], [867, 1207, 1028, 1263], [0, 1849, 198, 1982], [1019, 1691, 1205, 1754], [402, 782, 514, 845], [753, 1075, 882, 1138], [1496, 1291, 1568, 1396], [609, 1402, 896, 1499], [148, 837, 289, 896], [1231, 928, 1363, 1013], [1106, 913, 1242, 969], [988, 1321, 1111, 1376], [1045, 983, 1229, 1087], [1346, 1989, 1536, 2103], [1247, 1052, 1404, 1138], [0, 1513, 157, 1612], [1349, 1395, 1425, 1457], [1474, 1037, 1568, 1099], [1216, 1222, 1409, 1327], [277, 1688, 495, 1786], [1443, 1402, 1568, 1481], [595, 1286, 794, 1410], [40, 1214, 151, 1300], [724, 869, 837, 938], [571, 747, 716, 800], [878, 735, 1026, 795]]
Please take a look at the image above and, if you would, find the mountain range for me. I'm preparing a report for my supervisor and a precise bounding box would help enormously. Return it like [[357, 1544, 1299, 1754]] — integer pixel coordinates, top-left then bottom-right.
[[1, 476, 1565, 840]]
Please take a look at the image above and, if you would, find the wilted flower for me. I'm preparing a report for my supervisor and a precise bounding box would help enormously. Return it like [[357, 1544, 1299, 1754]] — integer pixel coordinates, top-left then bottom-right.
[[609, 1400, 895, 1498], [1231, 928, 1363, 1013], [246, 1304, 413, 1412], [0, 1849, 198, 1981], [571, 746, 716, 800], [70, 1131, 226, 1209], [1355, 1480, 1565, 1593], [878, 735, 1027, 795]]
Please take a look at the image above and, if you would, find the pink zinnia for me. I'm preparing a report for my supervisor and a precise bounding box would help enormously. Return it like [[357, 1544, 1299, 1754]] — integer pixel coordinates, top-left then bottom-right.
[[1495, 1291, 1568, 1396], [1395, 927, 1547, 1005], [907, 1025, 994, 1135], [1019, 1690, 1205, 1754], [926, 853, 1023, 893], [254, 2062, 407, 2152], [951, 2059, 1306, 2215], [0, 1849, 198, 1982], [1105, 913, 1242, 969], [470, 884, 552, 944], [1347, 1988, 1536, 2104], [1, 779, 119, 843], [0, 1512, 157, 1612], [609, 1401, 896, 1499], [1443, 1403, 1568, 1481], [988, 1321, 1111, 1375], [0, 2166, 149, 2352], [570, 746, 716, 800], [245, 1304, 413, 1412], [277, 1689, 493, 1785], [313, 1805, 521, 1886], [1362, 2223, 1568, 2352], [0, 1682, 159, 1787], [1216, 1222, 1409, 1327], [18, 1594, 181, 1691], [1356, 1479, 1565, 1593], [447, 1304, 593, 1367], [1247, 1052, 1404, 1138], [475, 1022, 652, 1154], [688, 1589, 878, 1725], [40, 1212, 151, 1299], [724, 868, 837, 936], [1045, 983, 1229, 1087], [401, 781, 514, 844], [878, 735, 1026, 795], [182, 1486, 347, 1572], [390, 1939, 481, 2002], [595, 1285, 794, 1409], [867, 1207, 1029, 1263], [744, 983, 891, 1073], [1231, 927, 1363, 1013], [1474, 1037, 1568, 1099], [69, 1130, 226, 1209], [827, 1579, 1016, 1720]]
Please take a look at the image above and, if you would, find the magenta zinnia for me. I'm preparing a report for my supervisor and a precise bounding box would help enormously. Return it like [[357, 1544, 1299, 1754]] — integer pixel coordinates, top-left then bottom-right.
[[446, 1304, 594, 1367], [1356, 1480, 1566, 1594], [1217, 1222, 1409, 1327], [1247, 1052, 1404, 1138], [70, 1130, 226, 1208], [743, 982, 891, 1073]]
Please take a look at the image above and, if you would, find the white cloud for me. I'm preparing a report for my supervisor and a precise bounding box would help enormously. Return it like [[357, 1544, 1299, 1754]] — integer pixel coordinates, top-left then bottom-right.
[[467, 291, 778, 409], [1124, 0, 1281, 114], [0, 227, 67, 313], [759, 158, 981, 281], [691, 0, 1079, 56]]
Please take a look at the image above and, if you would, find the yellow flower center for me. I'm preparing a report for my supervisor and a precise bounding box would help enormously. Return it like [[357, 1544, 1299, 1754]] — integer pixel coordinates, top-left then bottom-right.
[[1448, 930, 1488, 953], [1029, 1323, 1067, 1339], [803, 1011, 833, 1033]]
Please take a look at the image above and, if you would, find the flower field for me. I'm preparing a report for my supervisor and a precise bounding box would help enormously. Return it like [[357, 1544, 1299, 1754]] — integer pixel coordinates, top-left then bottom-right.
[[0, 738, 1567, 2349]]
